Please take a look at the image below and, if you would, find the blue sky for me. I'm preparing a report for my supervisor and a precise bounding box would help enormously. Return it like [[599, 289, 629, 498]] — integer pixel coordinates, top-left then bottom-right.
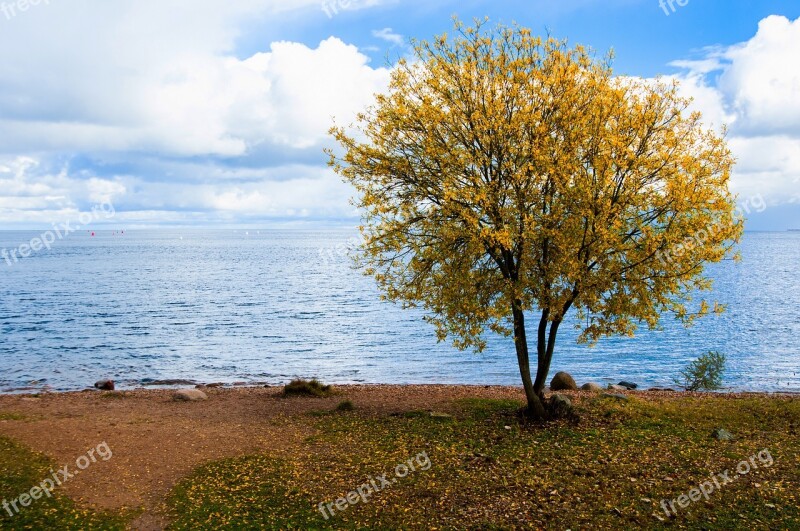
[[1, 0, 799, 230]]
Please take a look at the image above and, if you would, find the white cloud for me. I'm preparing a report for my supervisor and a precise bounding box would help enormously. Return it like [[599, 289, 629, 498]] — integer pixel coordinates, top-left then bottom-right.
[[372, 27, 404, 46], [727, 136, 800, 203], [666, 73, 735, 131], [717, 16, 800, 136], [0, 154, 355, 225], [2, 4, 797, 227], [0, 156, 126, 223], [0, 1, 391, 156], [671, 15, 800, 205], [243, 38, 391, 149], [0, 0, 392, 225]]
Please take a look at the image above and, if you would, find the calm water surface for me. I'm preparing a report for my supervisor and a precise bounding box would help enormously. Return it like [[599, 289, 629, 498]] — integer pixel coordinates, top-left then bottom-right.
[[0, 230, 798, 392]]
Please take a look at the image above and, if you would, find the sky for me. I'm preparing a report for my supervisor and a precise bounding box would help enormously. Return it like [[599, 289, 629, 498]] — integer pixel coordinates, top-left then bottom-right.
[[0, 0, 799, 230]]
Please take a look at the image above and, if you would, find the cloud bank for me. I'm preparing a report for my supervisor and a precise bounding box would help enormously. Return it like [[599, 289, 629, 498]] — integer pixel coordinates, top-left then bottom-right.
[[671, 15, 800, 212], [0, 4, 797, 228], [0, 0, 391, 226]]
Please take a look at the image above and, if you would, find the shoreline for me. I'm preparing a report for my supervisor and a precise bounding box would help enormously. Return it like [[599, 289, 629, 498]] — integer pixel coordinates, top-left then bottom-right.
[[2, 382, 800, 397]]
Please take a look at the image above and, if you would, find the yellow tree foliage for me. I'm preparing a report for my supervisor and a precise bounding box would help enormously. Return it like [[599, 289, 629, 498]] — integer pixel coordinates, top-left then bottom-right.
[[328, 20, 742, 419]]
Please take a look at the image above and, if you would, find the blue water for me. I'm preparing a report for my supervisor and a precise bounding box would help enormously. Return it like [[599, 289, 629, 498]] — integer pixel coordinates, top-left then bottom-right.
[[0, 230, 798, 392]]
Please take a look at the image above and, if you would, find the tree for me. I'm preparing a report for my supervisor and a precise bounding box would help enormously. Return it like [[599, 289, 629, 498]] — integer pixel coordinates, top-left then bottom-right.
[[328, 20, 743, 419], [675, 351, 727, 391]]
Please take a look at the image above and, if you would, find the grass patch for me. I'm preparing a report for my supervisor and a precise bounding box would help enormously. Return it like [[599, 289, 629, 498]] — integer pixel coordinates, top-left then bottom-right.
[[0, 412, 26, 421], [336, 400, 355, 412], [283, 379, 333, 398], [456, 397, 523, 420], [0, 436, 129, 530], [165, 394, 800, 529], [167, 455, 317, 530]]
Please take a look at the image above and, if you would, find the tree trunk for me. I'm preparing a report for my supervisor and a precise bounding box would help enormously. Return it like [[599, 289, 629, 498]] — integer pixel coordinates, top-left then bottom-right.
[[512, 300, 547, 419], [533, 311, 550, 399], [533, 318, 562, 396]]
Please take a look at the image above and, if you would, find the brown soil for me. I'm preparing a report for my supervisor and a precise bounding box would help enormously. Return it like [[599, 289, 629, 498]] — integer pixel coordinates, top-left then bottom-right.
[[0, 385, 524, 529]]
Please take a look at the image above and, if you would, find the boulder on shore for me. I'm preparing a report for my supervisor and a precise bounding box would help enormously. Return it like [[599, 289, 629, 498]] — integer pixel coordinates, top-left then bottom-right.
[[549, 394, 573, 417], [173, 389, 208, 402], [607, 384, 628, 391], [94, 379, 115, 391], [617, 381, 638, 390], [581, 382, 603, 392], [711, 428, 735, 441], [550, 372, 578, 391]]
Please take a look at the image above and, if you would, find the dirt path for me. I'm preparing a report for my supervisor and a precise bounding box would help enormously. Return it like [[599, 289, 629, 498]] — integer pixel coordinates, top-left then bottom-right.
[[0, 385, 525, 529]]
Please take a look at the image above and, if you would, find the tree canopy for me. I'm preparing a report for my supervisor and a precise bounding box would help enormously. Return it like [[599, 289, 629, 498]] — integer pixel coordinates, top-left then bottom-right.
[[328, 20, 742, 418]]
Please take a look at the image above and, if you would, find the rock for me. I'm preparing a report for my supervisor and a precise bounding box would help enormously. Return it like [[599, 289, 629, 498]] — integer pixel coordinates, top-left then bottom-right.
[[607, 384, 628, 391], [602, 393, 629, 401], [711, 428, 735, 441], [94, 379, 115, 391], [173, 389, 208, 402], [617, 381, 638, 390], [549, 394, 573, 417], [581, 382, 603, 392], [551, 394, 572, 408], [550, 372, 578, 391]]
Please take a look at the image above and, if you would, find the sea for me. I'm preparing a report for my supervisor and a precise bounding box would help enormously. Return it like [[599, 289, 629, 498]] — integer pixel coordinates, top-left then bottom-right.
[[0, 229, 798, 393]]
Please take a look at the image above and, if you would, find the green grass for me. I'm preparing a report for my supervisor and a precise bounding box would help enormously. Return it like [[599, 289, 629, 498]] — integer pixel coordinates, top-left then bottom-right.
[[0, 436, 128, 530], [283, 379, 334, 398], [164, 394, 800, 529], [167, 455, 319, 530], [0, 412, 27, 421], [335, 400, 355, 412]]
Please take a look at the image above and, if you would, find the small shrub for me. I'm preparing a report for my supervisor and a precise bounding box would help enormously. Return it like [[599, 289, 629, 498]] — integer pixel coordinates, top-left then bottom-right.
[[283, 379, 333, 398], [335, 400, 355, 412], [675, 351, 727, 391]]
